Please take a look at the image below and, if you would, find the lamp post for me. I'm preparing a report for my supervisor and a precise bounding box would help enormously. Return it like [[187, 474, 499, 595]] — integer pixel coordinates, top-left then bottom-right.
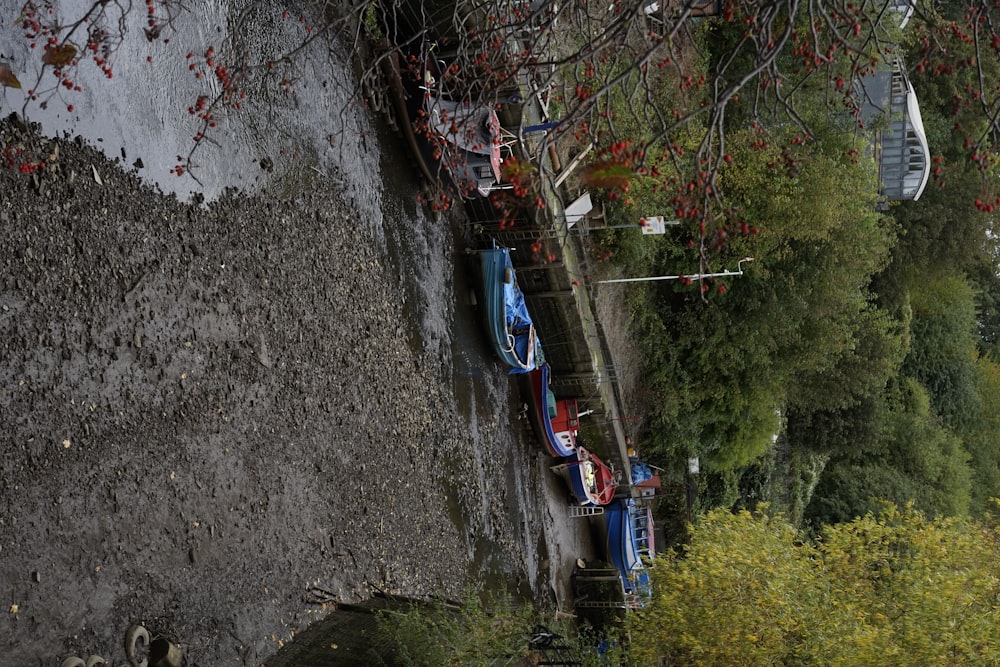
[[597, 257, 754, 284]]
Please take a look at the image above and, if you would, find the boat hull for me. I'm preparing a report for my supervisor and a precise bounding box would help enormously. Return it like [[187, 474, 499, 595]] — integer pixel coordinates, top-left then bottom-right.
[[605, 499, 640, 575], [551, 446, 616, 506], [522, 365, 578, 457], [605, 498, 655, 605], [393, 48, 502, 198], [426, 97, 502, 197], [477, 248, 541, 373]]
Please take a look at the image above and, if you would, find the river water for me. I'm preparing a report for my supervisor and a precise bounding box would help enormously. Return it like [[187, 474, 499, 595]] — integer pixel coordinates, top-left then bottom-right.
[[2, 0, 380, 203], [0, 0, 596, 642]]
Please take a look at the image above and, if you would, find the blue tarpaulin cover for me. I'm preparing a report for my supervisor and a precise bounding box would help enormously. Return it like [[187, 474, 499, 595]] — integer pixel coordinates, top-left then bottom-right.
[[630, 458, 653, 485]]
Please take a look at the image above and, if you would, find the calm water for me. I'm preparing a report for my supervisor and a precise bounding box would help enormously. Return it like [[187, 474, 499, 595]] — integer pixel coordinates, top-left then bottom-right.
[[2, 0, 375, 203]]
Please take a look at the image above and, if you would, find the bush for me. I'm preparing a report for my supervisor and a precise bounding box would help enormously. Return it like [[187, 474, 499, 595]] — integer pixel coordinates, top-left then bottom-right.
[[376, 591, 535, 666]]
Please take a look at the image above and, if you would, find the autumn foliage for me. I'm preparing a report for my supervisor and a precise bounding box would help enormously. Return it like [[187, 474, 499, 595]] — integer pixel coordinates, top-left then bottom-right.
[[630, 504, 1000, 666]]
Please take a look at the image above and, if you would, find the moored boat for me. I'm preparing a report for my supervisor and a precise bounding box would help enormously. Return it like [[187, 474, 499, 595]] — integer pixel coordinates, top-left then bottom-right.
[[375, 4, 520, 198], [399, 45, 507, 197], [551, 446, 617, 506], [521, 364, 579, 457], [476, 246, 543, 373], [424, 92, 504, 197], [605, 498, 655, 607]]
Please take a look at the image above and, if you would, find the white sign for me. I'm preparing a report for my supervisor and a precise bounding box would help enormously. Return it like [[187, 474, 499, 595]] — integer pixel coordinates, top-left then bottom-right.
[[565, 192, 593, 229], [640, 215, 676, 234], [688, 457, 700, 475]]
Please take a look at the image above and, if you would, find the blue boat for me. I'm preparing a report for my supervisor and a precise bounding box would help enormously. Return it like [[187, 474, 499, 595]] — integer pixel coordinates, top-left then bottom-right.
[[605, 498, 655, 607], [477, 247, 543, 373]]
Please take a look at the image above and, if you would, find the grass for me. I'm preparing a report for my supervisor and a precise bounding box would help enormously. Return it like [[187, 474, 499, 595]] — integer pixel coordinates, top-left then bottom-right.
[[374, 588, 623, 666]]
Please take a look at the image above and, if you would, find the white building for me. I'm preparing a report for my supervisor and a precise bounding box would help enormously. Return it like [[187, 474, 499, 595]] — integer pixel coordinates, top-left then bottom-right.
[[856, 58, 931, 202]]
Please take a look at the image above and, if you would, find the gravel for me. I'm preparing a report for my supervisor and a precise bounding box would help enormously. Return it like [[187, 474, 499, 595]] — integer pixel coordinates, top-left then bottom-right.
[[0, 113, 594, 666]]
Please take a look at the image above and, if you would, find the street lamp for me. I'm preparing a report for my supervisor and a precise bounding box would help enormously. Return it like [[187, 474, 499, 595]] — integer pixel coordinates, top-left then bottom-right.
[[597, 257, 754, 284]]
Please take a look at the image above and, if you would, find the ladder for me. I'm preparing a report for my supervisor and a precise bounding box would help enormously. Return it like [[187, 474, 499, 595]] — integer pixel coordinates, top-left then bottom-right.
[[575, 599, 629, 609], [568, 505, 604, 518]]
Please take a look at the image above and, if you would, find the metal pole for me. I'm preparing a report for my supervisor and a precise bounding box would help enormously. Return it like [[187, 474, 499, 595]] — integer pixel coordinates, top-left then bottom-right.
[[597, 257, 753, 284], [554, 142, 594, 188]]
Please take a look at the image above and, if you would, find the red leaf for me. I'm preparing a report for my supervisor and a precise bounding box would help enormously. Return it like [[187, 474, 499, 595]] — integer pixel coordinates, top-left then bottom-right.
[[0, 63, 20, 89], [579, 160, 634, 190], [42, 44, 77, 66]]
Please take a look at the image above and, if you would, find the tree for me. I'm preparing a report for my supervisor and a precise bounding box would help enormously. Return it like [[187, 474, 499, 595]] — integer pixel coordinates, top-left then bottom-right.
[[961, 355, 1000, 513], [367, 0, 972, 266], [902, 273, 981, 431], [785, 394, 884, 458], [969, 264, 1000, 355], [621, 127, 896, 470], [889, 172, 996, 278], [806, 376, 971, 524], [629, 505, 1000, 666]]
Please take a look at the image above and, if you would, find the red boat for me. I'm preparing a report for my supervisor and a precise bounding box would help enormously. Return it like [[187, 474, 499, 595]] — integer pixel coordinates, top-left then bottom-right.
[[551, 446, 617, 506], [522, 364, 579, 457]]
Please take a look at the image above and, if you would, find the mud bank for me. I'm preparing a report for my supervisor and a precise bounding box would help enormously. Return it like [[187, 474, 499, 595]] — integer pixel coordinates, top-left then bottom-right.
[[0, 116, 595, 666]]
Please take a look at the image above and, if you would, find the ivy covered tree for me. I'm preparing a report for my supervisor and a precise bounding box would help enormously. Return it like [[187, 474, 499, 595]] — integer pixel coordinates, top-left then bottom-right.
[[806, 376, 972, 524], [965, 356, 1000, 512]]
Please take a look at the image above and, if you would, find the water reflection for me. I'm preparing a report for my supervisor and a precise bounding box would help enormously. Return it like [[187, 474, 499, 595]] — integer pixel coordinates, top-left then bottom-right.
[[0, 0, 376, 205]]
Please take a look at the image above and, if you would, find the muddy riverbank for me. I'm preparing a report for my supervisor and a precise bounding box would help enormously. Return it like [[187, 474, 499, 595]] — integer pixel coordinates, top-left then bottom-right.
[[0, 115, 596, 666]]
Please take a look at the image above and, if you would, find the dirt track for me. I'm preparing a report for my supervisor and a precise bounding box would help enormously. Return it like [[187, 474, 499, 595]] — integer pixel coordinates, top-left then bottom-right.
[[0, 114, 600, 666]]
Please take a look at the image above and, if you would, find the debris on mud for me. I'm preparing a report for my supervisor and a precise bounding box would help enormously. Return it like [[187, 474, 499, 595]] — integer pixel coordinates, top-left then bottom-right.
[[0, 114, 593, 666]]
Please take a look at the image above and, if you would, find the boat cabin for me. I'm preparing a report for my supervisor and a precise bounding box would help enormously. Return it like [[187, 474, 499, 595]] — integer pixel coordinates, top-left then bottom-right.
[[547, 389, 580, 452]]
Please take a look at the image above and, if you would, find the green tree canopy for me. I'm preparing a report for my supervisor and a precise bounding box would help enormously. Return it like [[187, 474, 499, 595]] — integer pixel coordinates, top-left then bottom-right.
[[806, 377, 971, 524], [964, 355, 1000, 513], [617, 124, 896, 471], [903, 274, 981, 432]]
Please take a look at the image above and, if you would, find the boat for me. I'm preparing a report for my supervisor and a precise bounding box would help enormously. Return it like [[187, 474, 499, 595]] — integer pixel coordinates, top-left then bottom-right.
[[374, 3, 522, 198], [630, 457, 662, 498], [521, 364, 580, 457], [551, 446, 617, 506], [423, 89, 505, 197], [605, 498, 655, 607], [476, 246, 544, 373], [390, 41, 507, 198]]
